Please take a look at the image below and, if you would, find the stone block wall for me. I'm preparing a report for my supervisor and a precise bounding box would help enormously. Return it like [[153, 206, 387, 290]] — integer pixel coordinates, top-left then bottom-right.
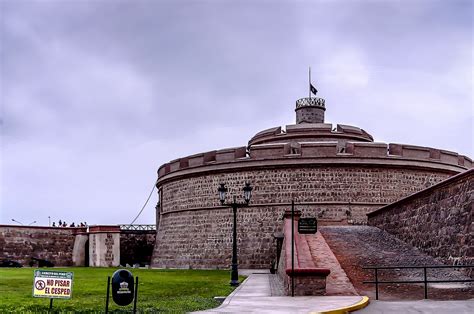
[[72, 232, 89, 266], [88, 226, 121, 267], [368, 169, 473, 273], [153, 206, 281, 269], [160, 167, 450, 222], [0, 226, 79, 266], [0, 225, 156, 268], [153, 166, 452, 269], [120, 230, 156, 266]]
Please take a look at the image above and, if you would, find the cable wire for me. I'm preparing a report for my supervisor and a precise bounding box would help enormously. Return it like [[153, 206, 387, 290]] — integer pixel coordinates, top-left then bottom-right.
[[130, 179, 158, 225]]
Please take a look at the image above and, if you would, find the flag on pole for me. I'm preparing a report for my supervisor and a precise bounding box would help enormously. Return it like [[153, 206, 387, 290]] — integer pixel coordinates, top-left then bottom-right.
[[310, 83, 318, 96]]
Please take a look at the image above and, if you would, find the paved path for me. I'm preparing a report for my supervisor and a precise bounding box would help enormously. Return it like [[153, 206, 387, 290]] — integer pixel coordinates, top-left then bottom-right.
[[307, 232, 358, 296], [358, 300, 474, 314], [193, 272, 365, 313], [194, 270, 473, 313]]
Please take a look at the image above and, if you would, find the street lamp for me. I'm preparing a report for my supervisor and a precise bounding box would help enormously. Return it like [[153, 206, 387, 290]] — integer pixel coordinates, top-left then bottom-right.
[[11, 219, 23, 225], [218, 182, 253, 286], [28, 221, 37, 226]]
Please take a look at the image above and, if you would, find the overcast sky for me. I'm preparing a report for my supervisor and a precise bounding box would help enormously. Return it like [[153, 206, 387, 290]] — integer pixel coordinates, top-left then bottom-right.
[[1, 0, 472, 226]]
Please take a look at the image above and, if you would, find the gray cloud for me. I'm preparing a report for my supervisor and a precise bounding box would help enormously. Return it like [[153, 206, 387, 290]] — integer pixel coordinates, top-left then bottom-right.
[[1, 0, 472, 226]]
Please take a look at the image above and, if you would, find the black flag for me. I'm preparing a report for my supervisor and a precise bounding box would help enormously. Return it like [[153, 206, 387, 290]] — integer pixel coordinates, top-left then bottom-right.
[[310, 83, 318, 96]]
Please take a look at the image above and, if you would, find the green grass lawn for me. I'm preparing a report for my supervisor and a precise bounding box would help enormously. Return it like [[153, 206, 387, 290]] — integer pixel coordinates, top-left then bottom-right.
[[0, 267, 244, 313]]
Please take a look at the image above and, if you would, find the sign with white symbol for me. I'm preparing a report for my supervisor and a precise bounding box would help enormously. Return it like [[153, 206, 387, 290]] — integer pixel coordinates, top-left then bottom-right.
[[33, 270, 74, 299], [111, 269, 135, 306]]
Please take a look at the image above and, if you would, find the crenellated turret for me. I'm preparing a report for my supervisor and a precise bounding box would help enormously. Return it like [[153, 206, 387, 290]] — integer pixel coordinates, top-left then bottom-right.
[[295, 97, 326, 124]]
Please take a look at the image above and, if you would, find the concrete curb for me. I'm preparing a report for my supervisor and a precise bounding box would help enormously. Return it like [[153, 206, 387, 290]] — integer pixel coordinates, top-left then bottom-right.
[[313, 296, 370, 314], [215, 277, 251, 310]]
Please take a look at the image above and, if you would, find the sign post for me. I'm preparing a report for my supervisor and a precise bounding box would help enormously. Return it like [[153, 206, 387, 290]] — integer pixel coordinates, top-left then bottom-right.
[[291, 200, 295, 297], [33, 270, 74, 310]]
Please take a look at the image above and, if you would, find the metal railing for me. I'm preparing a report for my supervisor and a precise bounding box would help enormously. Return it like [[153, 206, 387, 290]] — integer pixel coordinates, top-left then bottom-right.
[[363, 265, 474, 300], [119, 224, 156, 231], [295, 97, 325, 108]]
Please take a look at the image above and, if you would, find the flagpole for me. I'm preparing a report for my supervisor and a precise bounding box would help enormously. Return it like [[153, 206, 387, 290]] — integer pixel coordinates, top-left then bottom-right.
[[309, 67, 311, 99]]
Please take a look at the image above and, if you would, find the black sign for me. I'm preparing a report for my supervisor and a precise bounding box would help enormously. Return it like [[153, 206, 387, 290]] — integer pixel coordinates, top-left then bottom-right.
[[111, 269, 134, 306], [298, 218, 317, 234]]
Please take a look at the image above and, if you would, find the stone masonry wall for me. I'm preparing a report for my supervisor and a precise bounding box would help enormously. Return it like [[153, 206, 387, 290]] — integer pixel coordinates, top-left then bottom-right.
[[120, 231, 156, 266], [153, 206, 282, 269], [0, 226, 158, 268], [0, 226, 77, 266], [88, 232, 120, 267], [368, 169, 473, 273], [160, 167, 450, 221], [153, 166, 452, 269]]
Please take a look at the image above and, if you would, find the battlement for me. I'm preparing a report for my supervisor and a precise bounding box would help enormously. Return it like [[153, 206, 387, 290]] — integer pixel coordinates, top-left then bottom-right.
[[249, 141, 471, 166], [286, 123, 333, 133], [248, 123, 373, 146], [157, 140, 472, 180], [158, 146, 248, 177]]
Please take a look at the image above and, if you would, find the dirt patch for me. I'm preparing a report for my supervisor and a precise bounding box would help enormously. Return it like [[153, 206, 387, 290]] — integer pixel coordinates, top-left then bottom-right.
[[320, 226, 473, 300]]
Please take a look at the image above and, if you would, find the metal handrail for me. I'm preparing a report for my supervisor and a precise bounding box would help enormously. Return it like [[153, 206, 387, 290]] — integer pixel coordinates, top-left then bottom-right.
[[119, 224, 156, 231], [363, 265, 474, 300], [363, 265, 474, 269]]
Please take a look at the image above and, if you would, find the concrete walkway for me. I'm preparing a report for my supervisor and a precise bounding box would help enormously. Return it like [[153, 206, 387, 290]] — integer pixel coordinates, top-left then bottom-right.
[[193, 272, 365, 313], [194, 271, 474, 313]]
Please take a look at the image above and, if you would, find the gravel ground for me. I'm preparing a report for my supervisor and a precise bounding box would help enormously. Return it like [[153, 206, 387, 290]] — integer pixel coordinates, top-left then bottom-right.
[[319, 226, 473, 301]]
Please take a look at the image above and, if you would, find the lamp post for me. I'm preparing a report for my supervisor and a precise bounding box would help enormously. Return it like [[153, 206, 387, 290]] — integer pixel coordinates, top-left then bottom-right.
[[28, 221, 37, 226], [11, 219, 23, 225], [218, 182, 253, 286]]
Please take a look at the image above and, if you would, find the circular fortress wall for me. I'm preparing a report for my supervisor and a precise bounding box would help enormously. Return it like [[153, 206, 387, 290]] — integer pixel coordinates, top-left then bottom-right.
[[152, 137, 471, 269]]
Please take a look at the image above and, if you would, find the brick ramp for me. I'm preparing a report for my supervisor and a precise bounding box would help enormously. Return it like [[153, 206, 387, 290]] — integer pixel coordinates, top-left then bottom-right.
[[306, 232, 358, 296], [277, 215, 330, 295], [320, 226, 474, 300]]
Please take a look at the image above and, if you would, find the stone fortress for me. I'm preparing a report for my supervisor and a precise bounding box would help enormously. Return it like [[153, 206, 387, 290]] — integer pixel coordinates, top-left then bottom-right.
[[0, 87, 471, 294], [151, 91, 472, 270]]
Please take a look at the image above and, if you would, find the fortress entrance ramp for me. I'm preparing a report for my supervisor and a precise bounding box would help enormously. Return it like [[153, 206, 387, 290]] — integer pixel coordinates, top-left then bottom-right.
[[319, 226, 473, 301]]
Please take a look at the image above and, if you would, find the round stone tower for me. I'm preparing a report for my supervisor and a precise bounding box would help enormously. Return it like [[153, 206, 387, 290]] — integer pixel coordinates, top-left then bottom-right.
[[295, 96, 326, 124], [151, 87, 472, 270]]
